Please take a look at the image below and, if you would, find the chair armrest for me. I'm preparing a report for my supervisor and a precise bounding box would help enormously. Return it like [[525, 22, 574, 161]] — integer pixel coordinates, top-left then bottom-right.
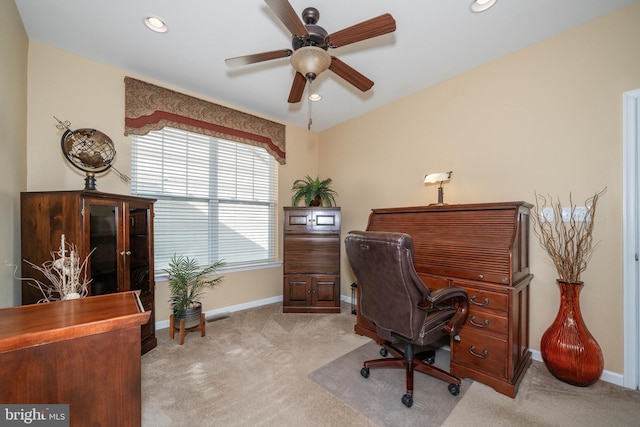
[[419, 287, 467, 306], [418, 287, 469, 337]]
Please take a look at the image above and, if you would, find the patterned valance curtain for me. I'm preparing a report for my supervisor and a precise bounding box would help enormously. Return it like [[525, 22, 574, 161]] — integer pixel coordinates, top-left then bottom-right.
[[124, 77, 286, 164]]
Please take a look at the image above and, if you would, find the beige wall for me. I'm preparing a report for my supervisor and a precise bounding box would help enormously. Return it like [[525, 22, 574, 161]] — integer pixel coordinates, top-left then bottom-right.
[[14, 1, 640, 375], [0, 0, 28, 308], [24, 42, 318, 321], [320, 2, 640, 374]]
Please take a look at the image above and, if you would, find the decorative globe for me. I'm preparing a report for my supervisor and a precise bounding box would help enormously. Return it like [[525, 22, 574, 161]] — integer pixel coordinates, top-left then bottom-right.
[[61, 128, 116, 190]]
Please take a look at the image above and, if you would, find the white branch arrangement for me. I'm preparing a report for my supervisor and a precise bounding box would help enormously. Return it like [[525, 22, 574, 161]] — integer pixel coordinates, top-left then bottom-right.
[[531, 188, 606, 284], [19, 234, 95, 303]]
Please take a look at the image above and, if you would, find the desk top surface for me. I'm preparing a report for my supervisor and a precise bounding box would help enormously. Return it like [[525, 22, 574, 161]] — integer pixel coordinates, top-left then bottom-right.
[[0, 292, 150, 353]]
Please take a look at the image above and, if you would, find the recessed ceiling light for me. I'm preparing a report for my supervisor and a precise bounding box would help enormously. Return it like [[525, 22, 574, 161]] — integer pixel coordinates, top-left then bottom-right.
[[308, 93, 322, 102], [470, 0, 497, 13], [144, 16, 168, 33]]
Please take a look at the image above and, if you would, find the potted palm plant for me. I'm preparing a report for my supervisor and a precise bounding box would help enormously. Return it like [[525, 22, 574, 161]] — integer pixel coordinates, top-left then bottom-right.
[[165, 255, 225, 329], [291, 175, 338, 207]]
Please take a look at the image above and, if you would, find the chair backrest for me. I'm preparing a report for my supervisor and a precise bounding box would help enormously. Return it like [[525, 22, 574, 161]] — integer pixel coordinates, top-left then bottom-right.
[[345, 230, 431, 341]]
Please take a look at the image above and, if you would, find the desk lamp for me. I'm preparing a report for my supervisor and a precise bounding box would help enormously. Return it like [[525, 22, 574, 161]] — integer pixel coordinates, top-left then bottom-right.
[[424, 171, 453, 205]]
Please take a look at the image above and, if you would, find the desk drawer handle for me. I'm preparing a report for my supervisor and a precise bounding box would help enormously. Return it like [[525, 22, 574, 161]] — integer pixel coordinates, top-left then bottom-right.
[[469, 316, 489, 328], [469, 346, 489, 359], [470, 295, 489, 306]]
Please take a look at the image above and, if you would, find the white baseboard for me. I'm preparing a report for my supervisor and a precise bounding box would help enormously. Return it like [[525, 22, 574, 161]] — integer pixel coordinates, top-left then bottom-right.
[[156, 295, 284, 330], [529, 348, 624, 387], [158, 294, 626, 388]]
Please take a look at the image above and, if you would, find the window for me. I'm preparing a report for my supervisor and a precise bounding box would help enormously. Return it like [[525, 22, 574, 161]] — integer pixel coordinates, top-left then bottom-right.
[[131, 127, 278, 273]]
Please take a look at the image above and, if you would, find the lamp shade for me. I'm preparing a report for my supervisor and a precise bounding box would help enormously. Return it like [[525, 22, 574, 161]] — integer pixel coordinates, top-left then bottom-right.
[[424, 171, 452, 184], [290, 46, 331, 80]]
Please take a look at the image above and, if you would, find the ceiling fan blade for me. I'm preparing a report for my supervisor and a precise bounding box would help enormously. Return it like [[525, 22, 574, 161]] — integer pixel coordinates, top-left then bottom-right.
[[329, 57, 374, 92], [327, 13, 396, 48], [264, 0, 309, 37], [225, 49, 293, 67], [288, 72, 307, 103]]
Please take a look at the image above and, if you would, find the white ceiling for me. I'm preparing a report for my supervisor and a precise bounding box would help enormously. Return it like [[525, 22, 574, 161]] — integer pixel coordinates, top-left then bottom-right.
[[14, 0, 638, 131]]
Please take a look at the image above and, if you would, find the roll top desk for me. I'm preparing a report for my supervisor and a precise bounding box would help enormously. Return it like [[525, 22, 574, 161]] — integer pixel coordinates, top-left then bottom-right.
[[354, 201, 533, 397]]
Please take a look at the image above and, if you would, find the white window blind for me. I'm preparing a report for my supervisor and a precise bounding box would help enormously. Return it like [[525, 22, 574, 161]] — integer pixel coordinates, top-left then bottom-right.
[[131, 127, 278, 273]]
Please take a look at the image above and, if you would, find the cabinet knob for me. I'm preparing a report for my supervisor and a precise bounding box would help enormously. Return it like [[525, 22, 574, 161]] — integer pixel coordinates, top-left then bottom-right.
[[120, 251, 132, 256], [478, 274, 484, 280]]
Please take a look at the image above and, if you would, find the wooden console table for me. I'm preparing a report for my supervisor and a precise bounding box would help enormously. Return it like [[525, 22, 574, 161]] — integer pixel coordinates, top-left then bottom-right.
[[0, 292, 150, 426]]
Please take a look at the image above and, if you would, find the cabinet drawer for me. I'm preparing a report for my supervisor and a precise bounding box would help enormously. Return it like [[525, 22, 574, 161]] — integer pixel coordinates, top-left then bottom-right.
[[464, 309, 508, 336], [452, 329, 507, 379], [457, 284, 509, 313]]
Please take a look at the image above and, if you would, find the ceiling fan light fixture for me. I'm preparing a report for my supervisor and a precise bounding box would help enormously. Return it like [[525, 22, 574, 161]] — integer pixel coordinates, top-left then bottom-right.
[[290, 46, 331, 81], [470, 0, 497, 13], [144, 16, 168, 33], [308, 93, 322, 102]]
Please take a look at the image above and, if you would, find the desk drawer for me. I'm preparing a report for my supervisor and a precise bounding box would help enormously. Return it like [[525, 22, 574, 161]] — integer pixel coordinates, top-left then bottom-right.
[[464, 309, 508, 337], [455, 283, 509, 314], [452, 329, 507, 379]]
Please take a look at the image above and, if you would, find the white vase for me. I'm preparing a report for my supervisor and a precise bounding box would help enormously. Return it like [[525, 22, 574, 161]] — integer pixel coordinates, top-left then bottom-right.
[[63, 292, 81, 300]]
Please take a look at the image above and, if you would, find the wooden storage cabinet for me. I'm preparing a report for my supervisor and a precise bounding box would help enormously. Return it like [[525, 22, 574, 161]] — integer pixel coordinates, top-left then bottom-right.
[[355, 202, 533, 397], [283, 207, 341, 313], [20, 190, 157, 354]]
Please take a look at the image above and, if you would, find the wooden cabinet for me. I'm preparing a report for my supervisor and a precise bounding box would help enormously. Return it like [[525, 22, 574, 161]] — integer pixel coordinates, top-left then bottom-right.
[[355, 202, 533, 397], [283, 207, 341, 313], [0, 292, 150, 427], [20, 190, 157, 354]]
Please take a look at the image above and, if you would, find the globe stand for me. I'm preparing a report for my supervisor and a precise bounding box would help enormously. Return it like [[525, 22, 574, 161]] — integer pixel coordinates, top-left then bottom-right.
[[84, 172, 97, 191]]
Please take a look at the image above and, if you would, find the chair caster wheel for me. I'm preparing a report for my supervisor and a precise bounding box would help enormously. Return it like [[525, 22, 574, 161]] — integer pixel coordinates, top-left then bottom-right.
[[448, 383, 460, 396], [380, 347, 388, 357], [401, 394, 413, 407], [360, 367, 370, 378]]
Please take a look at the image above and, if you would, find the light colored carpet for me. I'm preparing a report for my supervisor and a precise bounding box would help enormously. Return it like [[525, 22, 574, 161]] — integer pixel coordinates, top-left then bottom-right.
[[141, 302, 376, 426], [142, 302, 640, 426], [309, 340, 471, 426], [442, 360, 640, 427]]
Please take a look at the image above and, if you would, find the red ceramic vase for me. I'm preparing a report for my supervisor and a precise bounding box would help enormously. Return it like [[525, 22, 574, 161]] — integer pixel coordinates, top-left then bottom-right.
[[540, 280, 604, 386]]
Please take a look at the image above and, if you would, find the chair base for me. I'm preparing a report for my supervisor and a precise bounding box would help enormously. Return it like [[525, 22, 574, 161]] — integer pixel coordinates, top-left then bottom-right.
[[362, 340, 461, 406]]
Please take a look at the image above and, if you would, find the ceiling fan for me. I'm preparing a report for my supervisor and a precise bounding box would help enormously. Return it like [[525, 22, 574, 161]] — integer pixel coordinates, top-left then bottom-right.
[[225, 0, 396, 103]]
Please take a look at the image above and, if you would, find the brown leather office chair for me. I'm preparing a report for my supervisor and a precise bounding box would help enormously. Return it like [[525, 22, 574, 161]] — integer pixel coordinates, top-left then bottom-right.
[[345, 230, 469, 407]]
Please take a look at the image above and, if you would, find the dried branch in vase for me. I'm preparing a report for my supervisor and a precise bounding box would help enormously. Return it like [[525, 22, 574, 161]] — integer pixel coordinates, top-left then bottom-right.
[[18, 234, 95, 302], [531, 188, 606, 283]]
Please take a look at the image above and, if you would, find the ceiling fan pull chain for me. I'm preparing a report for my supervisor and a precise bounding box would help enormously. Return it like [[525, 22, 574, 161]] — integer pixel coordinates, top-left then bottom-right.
[[307, 80, 313, 130]]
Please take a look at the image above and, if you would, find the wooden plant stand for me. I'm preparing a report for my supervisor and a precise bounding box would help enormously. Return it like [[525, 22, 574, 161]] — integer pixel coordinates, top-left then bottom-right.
[[169, 313, 206, 345]]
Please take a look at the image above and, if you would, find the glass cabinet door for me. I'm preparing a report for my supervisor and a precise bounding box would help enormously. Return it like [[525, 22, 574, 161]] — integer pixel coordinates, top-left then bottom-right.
[[88, 204, 119, 295], [128, 206, 151, 295]]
